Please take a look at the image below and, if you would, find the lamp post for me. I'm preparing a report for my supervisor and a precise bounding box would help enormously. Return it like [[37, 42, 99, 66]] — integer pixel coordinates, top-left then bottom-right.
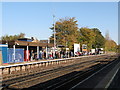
[[53, 15, 56, 59]]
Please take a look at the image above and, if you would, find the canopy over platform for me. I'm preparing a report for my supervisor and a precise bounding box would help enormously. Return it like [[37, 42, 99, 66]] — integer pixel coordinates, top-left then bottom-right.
[[8, 40, 54, 47]]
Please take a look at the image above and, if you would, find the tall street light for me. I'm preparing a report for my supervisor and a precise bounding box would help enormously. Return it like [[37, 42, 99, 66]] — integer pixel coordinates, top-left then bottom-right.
[[53, 15, 56, 58]]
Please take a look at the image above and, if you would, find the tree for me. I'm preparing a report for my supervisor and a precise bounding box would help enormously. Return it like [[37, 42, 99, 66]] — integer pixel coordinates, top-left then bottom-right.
[[117, 44, 120, 53], [105, 31, 117, 52], [0, 33, 25, 43], [19, 33, 25, 38], [78, 27, 96, 51], [50, 17, 79, 50], [105, 40, 117, 52], [92, 28, 105, 49], [78, 27, 105, 51]]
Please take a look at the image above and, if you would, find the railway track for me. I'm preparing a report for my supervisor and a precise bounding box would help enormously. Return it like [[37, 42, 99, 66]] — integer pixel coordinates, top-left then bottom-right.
[[3, 61, 99, 89], [2, 55, 104, 80], [42, 56, 119, 90], [2, 54, 118, 89], [3, 54, 114, 80], [44, 62, 117, 90]]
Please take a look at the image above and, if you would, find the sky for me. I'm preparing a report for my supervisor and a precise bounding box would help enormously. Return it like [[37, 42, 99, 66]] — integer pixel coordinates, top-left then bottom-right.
[[1, 2, 118, 44], [1, 0, 119, 2], [118, 2, 120, 44]]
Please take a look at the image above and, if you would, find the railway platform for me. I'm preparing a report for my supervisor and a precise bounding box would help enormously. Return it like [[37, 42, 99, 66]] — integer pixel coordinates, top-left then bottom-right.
[[0, 54, 105, 75]]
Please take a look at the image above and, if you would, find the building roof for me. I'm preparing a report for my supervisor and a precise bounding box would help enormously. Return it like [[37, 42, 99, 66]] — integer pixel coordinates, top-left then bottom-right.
[[40, 40, 48, 43], [8, 40, 53, 47], [18, 38, 32, 40]]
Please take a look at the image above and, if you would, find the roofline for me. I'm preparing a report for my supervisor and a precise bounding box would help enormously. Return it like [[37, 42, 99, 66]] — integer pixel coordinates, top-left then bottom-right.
[[8, 40, 53, 47]]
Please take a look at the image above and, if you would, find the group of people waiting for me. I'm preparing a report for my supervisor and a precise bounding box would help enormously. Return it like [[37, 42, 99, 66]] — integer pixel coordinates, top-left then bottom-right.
[[27, 49, 101, 61], [30, 50, 75, 60]]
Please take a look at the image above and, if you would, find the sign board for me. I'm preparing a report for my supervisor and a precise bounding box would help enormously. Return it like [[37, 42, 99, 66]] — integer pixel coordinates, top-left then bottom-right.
[[8, 48, 24, 63], [82, 44, 87, 52], [66, 48, 69, 51], [91, 49, 95, 54], [74, 43, 80, 55]]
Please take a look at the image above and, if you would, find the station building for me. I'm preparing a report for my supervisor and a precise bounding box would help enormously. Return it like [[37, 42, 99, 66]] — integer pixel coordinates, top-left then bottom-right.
[[0, 38, 53, 65]]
